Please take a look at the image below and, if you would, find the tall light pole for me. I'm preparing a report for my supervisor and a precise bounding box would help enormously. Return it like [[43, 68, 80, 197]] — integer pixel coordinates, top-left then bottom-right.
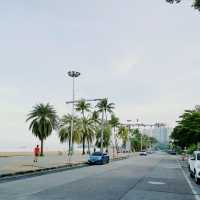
[[67, 70, 80, 158], [127, 120, 132, 152], [150, 125, 153, 150], [100, 108, 104, 154], [136, 118, 143, 151]]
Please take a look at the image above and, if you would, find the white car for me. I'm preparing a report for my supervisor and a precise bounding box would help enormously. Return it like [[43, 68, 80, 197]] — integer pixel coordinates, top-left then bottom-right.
[[139, 150, 147, 156], [188, 151, 200, 184]]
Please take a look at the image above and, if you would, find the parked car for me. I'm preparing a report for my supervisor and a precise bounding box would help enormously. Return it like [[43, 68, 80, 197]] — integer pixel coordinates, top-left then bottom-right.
[[188, 151, 200, 184], [139, 150, 147, 156], [88, 152, 110, 165]]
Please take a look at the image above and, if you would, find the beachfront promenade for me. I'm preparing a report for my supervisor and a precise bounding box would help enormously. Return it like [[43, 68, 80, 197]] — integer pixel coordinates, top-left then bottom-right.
[[0, 152, 128, 175]]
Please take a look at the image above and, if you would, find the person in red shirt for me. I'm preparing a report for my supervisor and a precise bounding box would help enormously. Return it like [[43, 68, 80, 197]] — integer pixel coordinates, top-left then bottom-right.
[[33, 145, 40, 162]]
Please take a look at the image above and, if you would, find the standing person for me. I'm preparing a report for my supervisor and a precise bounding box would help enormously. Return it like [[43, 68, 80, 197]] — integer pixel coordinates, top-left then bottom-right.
[[33, 145, 40, 162]]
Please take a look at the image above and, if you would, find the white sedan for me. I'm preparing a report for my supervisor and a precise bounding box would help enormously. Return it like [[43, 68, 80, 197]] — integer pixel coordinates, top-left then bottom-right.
[[139, 150, 147, 156]]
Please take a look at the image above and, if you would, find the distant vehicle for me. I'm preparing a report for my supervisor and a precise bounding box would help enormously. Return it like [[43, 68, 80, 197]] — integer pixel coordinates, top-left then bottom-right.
[[139, 150, 147, 156], [147, 150, 153, 154], [88, 152, 110, 165], [167, 149, 176, 155], [188, 151, 200, 184]]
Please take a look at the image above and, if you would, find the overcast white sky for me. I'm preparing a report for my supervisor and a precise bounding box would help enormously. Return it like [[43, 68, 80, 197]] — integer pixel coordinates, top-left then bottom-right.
[[0, 0, 199, 151]]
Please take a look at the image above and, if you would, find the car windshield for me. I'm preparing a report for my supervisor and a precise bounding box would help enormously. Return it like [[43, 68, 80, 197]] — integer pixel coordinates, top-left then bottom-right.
[[92, 152, 102, 156], [197, 153, 200, 160]]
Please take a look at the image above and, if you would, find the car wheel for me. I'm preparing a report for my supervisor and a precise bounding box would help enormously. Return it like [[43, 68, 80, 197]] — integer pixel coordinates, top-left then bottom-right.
[[195, 171, 200, 184], [190, 171, 194, 178], [188, 165, 190, 172]]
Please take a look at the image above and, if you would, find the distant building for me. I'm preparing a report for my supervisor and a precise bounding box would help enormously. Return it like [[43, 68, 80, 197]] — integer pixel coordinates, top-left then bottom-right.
[[141, 127, 172, 144]]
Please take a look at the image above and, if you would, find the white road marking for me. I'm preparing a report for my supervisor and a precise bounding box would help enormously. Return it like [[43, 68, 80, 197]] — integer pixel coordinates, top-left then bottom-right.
[[148, 181, 166, 185], [177, 160, 200, 200]]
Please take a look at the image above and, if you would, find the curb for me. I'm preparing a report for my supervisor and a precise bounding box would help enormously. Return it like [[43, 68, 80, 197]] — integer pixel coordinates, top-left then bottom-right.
[[0, 155, 129, 183], [0, 162, 88, 183]]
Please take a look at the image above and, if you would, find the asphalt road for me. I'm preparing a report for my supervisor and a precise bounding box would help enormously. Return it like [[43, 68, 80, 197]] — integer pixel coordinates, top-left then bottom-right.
[[0, 152, 198, 200]]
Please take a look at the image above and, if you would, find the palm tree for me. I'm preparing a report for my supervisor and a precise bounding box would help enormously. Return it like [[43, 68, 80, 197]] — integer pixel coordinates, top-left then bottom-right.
[[92, 110, 100, 125], [91, 111, 100, 152], [26, 103, 57, 156], [75, 99, 91, 118], [75, 99, 91, 154], [96, 98, 115, 152], [58, 114, 81, 155], [81, 116, 96, 154], [96, 98, 115, 121], [109, 114, 120, 153], [118, 125, 129, 151], [95, 124, 112, 151]]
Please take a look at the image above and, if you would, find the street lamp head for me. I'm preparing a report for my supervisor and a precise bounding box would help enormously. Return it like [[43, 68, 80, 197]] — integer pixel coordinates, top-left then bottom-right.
[[67, 71, 81, 78]]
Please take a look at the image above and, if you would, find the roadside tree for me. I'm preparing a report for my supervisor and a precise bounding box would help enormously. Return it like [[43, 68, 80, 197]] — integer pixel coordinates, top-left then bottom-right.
[[58, 114, 81, 155], [118, 126, 129, 150], [109, 114, 120, 152], [26, 103, 58, 156], [96, 124, 112, 152], [171, 106, 200, 148], [166, 0, 200, 11], [75, 99, 91, 154]]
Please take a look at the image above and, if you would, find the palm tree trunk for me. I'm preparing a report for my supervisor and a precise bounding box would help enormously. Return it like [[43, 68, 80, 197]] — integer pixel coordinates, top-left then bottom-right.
[[68, 139, 71, 156], [124, 140, 127, 150], [82, 111, 86, 155], [105, 110, 107, 122], [82, 135, 85, 155], [87, 139, 90, 154], [114, 127, 118, 154], [72, 140, 74, 154], [100, 111, 104, 152], [40, 139, 44, 156]]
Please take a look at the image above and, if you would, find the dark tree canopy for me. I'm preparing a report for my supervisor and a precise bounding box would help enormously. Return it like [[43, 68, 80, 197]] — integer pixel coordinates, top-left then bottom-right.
[[171, 106, 200, 148], [166, 0, 200, 11]]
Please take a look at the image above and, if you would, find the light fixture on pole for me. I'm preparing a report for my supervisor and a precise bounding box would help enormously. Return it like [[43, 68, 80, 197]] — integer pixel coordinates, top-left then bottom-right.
[[67, 70, 80, 158]]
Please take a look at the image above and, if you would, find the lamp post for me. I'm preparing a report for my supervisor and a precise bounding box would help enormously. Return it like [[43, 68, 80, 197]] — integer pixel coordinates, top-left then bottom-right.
[[127, 120, 132, 152], [67, 70, 80, 158], [136, 119, 143, 151], [149, 125, 153, 150], [100, 108, 104, 154]]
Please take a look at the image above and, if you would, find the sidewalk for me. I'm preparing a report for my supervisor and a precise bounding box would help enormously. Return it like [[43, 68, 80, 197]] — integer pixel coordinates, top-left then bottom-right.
[[0, 152, 130, 175]]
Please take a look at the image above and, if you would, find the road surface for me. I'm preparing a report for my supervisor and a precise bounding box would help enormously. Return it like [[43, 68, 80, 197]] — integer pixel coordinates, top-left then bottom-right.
[[0, 152, 199, 200]]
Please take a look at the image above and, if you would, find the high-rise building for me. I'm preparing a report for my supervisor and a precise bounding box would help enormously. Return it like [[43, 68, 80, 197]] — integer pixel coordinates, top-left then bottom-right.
[[141, 127, 172, 144]]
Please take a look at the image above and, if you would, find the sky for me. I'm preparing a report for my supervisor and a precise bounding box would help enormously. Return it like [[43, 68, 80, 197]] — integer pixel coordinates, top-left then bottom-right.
[[0, 0, 199, 151]]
